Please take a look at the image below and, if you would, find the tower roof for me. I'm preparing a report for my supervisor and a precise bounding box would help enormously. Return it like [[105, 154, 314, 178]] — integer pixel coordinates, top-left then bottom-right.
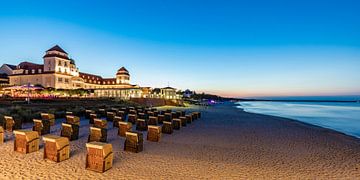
[[118, 67, 128, 72], [46, 45, 68, 54], [116, 67, 129, 76]]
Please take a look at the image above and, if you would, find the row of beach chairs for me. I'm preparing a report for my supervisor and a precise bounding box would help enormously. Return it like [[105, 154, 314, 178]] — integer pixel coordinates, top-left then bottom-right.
[[0, 107, 202, 173]]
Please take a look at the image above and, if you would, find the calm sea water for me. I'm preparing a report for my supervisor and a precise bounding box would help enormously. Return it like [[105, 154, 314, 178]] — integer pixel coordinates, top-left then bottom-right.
[[237, 101, 360, 138]]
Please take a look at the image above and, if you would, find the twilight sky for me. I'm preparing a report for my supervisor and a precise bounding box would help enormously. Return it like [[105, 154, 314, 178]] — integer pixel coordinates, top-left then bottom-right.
[[0, 0, 359, 97]]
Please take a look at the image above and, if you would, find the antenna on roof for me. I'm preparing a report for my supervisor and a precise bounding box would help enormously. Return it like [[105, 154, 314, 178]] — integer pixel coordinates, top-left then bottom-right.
[[167, 81, 170, 87]]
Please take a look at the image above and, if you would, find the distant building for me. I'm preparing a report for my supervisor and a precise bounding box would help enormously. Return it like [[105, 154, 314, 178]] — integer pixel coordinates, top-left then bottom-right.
[[183, 89, 194, 98], [1, 45, 182, 99], [0, 73, 9, 85]]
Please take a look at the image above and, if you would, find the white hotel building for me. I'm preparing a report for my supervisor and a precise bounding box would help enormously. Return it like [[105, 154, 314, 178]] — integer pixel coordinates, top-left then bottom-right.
[[0, 45, 178, 99]]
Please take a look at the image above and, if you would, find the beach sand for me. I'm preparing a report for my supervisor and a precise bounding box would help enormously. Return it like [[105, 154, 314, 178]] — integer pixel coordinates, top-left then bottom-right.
[[1, 102, 360, 179]]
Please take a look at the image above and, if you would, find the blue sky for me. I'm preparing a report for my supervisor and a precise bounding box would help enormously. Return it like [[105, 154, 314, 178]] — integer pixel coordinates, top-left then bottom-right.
[[0, 0, 359, 97]]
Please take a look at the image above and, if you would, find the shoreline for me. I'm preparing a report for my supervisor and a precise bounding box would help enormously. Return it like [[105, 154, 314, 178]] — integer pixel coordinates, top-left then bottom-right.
[[235, 103, 360, 142], [1, 102, 360, 179], [236, 101, 360, 140]]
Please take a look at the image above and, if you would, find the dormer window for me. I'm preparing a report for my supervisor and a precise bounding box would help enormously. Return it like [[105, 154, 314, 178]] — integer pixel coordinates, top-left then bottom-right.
[[32, 69, 35, 74], [25, 70, 28, 74], [38, 69, 42, 73]]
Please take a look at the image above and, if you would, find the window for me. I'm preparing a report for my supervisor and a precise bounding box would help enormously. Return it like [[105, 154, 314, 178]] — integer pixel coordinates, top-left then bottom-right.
[[64, 69, 67, 73], [38, 69, 42, 73], [58, 77, 63, 82], [58, 61, 62, 66], [64, 62, 67, 67], [25, 70, 28, 74], [65, 78, 69, 83], [58, 68, 61, 72], [32, 69, 35, 74]]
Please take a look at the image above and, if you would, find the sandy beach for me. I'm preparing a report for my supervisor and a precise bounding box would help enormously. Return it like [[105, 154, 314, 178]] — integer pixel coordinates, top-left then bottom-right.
[[1, 102, 360, 179]]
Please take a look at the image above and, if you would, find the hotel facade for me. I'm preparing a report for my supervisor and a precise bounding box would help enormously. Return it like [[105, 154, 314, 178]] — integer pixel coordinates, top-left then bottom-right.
[[0, 45, 179, 99]]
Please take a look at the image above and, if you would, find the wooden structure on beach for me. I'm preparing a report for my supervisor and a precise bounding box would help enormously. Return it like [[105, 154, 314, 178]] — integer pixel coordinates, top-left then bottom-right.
[[33, 119, 50, 135], [118, 121, 132, 137], [157, 115, 164, 124], [98, 109, 106, 117], [106, 112, 115, 121], [147, 125, 161, 142], [179, 116, 187, 127], [88, 127, 107, 143], [61, 123, 79, 141], [128, 114, 137, 124], [113, 116, 123, 128], [148, 116, 158, 125], [66, 115, 80, 126], [185, 115, 192, 123], [13, 130, 39, 154], [136, 119, 147, 131], [41, 113, 55, 126], [43, 135, 70, 162], [162, 121, 173, 134], [94, 119, 107, 129], [173, 119, 181, 130], [89, 113, 97, 124], [124, 131, 143, 153], [4, 116, 22, 132], [86, 142, 113, 173]]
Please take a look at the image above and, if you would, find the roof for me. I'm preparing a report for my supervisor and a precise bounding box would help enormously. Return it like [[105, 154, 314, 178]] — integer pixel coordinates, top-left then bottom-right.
[[46, 45, 68, 54], [18, 61, 44, 71], [162, 86, 175, 90], [4, 64, 17, 70], [118, 67, 128, 72]]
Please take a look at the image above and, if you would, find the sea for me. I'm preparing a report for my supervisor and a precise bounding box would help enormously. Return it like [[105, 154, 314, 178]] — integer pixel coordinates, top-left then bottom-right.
[[236, 96, 360, 138]]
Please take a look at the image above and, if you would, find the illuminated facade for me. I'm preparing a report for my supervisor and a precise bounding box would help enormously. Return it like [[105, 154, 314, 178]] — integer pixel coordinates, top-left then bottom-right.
[[2, 45, 179, 99]]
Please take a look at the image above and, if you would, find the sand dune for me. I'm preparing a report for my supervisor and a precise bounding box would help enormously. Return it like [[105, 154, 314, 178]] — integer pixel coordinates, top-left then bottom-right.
[[1, 103, 360, 179]]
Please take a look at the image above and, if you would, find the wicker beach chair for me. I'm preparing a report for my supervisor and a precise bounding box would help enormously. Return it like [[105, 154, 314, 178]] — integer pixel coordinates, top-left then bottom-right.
[[4, 116, 22, 132], [94, 119, 107, 129], [148, 116, 158, 126], [128, 114, 137, 124], [33, 119, 50, 135], [106, 112, 115, 122], [66, 111, 73, 116], [86, 142, 113, 173], [118, 121, 132, 137], [191, 112, 198, 120], [61, 123, 79, 141], [157, 115, 165, 124], [43, 135, 70, 162], [98, 109, 106, 117], [66, 115, 80, 126], [185, 115, 193, 124], [89, 113, 97, 124], [172, 119, 181, 130], [41, 113, 56, 126], [164, 113, 172, 122], [138, 112, 148, 120], [147, 125, 161, 142], [162, 121, 173, 134], [13, 130, 39, 154], [116, 111, 126, 120], [88, 127, 107, 143], [179, 116, 187, 127], [85, 110, 94, 119], [113, 116, 123, 128], [136, 119, 147, 131], [124, 131, 143, 153]]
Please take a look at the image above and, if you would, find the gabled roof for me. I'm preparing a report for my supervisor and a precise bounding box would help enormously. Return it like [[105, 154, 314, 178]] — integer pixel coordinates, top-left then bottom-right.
[[46, 45, 68, 54], [4, 64, 17, 70]]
